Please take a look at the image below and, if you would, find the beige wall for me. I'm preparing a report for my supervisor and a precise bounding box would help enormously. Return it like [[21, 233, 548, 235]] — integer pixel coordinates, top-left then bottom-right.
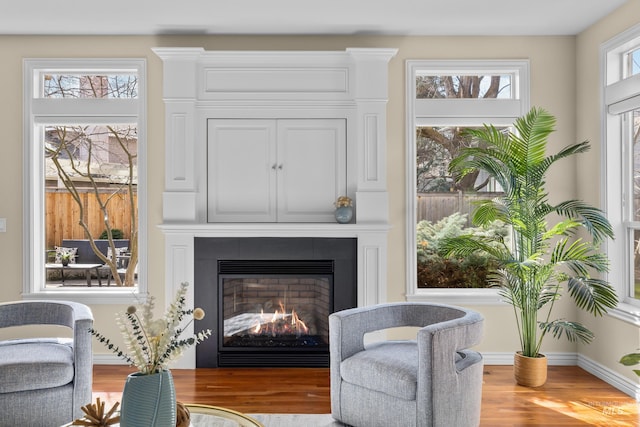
[[0, 27, 633, 371], [576, 1, 640, 383]]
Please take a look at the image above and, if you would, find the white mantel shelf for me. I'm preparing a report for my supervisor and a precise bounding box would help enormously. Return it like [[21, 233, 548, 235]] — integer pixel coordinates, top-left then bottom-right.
[[158, 222, 391, 236]]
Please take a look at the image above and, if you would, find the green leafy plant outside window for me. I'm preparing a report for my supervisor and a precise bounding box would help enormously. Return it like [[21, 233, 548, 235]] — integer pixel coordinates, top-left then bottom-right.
[[417, 212, 507, 288]]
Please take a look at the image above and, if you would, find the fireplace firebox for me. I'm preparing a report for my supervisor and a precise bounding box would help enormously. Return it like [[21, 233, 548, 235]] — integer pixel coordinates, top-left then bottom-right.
[[219, 260, 332, 366], [194, 237, 357, 367]]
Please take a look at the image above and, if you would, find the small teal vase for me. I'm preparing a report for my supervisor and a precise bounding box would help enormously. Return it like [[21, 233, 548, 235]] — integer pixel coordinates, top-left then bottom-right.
[[335, 206, 353, 224], [120, 370, 176, 427]]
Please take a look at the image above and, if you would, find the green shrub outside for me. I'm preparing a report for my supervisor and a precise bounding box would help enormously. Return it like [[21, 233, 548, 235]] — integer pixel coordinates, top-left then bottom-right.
[[416, 212, 507, 288], [99, 228, 124, 240]]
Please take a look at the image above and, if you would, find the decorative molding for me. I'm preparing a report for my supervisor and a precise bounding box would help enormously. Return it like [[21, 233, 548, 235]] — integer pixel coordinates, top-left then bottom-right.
[[363, 113, 380, 183], [169, 113, 188, 182], [203, 68, 350, 95], [361, 246, 381, 307]]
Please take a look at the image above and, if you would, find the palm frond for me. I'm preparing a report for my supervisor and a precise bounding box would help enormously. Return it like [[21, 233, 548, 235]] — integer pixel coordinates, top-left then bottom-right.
[[551, 238, 610, 275], [553, 200, 614, 244], [471, 199, 509, 226], [527, 141, 591, 190], [512, 107, 556, 173], [543, 219, 581, 240], [439, 234, 511, 261], [567, 277, 618, 316], [539, 319, 595, 344], [496, 270, 524, 306], [571, 252, 609, 276], [449, 147, 512, 191], [538, 283, 562, 308]]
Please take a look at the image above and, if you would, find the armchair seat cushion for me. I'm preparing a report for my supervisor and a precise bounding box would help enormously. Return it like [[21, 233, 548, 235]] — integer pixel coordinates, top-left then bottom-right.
[[341, 340, 418, 400], [0, 338, 74, 394]]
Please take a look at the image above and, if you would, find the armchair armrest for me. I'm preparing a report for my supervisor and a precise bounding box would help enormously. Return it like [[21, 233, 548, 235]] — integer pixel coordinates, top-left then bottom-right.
[[415, 307, 484, 425]]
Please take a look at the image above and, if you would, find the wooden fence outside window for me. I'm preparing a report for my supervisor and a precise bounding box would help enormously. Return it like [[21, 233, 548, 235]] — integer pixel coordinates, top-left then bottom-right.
[[416, 191, 503, 225], [45, 190, 137, 250]]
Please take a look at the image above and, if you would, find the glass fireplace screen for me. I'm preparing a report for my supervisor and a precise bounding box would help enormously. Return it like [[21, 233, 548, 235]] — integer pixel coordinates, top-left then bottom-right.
[[219, 260, 333, 350]]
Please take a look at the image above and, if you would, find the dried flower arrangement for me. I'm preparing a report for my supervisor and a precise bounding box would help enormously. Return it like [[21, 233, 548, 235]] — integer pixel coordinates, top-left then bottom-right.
[[90, 282, 212, 375], [334, 196, 353, 208]]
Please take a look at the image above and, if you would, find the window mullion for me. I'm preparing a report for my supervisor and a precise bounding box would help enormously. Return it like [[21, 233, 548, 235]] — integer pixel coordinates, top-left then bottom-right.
[[32, 98, 139, 117], [415, 98, 523, 118]]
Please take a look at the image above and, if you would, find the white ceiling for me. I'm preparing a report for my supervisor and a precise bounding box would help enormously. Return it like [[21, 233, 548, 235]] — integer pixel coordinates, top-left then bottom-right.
[[2, 0, 629, 36]]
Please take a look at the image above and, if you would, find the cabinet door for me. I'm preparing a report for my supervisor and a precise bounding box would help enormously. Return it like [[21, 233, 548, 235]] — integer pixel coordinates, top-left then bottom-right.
[[207, 119, 277, 222], [277, 119, 347, 222]]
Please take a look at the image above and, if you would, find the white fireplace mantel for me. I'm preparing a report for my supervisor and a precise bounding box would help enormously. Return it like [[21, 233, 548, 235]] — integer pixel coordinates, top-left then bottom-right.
[[153, 48, 397, 368]]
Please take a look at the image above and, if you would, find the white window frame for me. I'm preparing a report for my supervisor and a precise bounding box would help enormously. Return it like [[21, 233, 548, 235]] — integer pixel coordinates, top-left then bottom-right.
[[405, 59, 529, 304], [602, 25, 640, 324], [22, 58, 147, 304]]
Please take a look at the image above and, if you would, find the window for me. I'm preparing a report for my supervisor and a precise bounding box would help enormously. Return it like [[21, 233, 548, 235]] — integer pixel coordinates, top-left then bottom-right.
[[23, 59, 146, 303], [603, 24, 640, 319], [405, 60, 529, 303]]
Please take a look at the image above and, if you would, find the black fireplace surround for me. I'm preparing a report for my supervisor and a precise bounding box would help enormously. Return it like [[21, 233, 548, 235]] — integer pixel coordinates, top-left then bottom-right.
[[194, 237, 357, 368]]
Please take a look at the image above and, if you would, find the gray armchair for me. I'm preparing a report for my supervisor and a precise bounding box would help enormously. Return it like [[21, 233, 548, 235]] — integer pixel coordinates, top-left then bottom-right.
[[329, 302, 484, 427], [0, 300, 93, 426]]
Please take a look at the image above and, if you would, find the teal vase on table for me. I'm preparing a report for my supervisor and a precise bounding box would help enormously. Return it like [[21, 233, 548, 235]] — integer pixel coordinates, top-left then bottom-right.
[[120, 369, 176, 427]]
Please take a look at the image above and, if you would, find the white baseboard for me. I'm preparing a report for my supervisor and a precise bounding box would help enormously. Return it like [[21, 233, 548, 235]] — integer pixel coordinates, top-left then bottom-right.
[[481, 351, 578, 366]]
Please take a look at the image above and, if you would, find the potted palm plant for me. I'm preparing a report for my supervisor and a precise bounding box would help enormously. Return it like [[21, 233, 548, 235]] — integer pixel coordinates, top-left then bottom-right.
[[440, 107, 618, 387]]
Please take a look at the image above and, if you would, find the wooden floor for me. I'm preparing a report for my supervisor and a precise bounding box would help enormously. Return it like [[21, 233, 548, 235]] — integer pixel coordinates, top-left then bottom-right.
[[93, 365, 639, 426]]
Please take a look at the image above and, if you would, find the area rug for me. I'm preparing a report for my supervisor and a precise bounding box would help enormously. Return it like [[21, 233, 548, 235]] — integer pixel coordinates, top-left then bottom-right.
[[190, 413, 350, 426], [250, 414, 350, 427]]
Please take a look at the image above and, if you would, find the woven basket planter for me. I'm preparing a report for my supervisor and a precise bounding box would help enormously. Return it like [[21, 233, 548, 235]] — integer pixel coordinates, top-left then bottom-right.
[[514, 352, 547, 387]]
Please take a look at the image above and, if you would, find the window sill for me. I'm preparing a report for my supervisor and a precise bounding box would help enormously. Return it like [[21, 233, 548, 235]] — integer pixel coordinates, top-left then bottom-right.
[[406, 287, 505, 305], [22, 289, 146, 305], [608, 302, 640, 327]]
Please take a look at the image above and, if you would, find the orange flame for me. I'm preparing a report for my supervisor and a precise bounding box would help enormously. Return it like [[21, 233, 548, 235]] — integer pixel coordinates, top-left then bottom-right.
[[251, 302, 309, 336]]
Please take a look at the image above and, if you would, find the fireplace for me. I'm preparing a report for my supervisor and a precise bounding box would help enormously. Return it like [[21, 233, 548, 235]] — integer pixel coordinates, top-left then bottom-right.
[[156, 48, 394, 369], [194, 237, 357, 367]]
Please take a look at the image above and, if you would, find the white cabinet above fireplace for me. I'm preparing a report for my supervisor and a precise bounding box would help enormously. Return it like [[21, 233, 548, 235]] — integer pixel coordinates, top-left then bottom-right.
[[153, 47, 397, 224], [207, 118, 346, 223]]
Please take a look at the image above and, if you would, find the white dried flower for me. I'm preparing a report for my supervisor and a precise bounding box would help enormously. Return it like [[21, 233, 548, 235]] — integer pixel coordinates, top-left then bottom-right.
[[90, 282, 212, 375], [193, 308, 205, 320]]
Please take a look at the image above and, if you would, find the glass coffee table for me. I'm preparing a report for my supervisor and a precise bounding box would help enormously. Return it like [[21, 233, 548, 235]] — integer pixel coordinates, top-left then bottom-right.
[[186, 404, 264, 427]]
